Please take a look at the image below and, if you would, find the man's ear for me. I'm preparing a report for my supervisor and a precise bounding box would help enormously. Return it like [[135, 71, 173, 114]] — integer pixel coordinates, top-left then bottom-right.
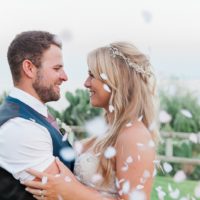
[[22, 60, 37, 78]]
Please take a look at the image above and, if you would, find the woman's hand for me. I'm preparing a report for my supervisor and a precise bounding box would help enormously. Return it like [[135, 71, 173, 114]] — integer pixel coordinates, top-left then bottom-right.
[[22, 158, 77, 200]]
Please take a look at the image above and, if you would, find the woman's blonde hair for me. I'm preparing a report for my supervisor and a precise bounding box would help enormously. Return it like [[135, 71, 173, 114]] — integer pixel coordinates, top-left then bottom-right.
[[86, 42, 159, 184]]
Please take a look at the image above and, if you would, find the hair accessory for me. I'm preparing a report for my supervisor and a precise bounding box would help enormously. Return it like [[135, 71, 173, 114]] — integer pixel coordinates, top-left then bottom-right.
[[109, 46, 153, 77]]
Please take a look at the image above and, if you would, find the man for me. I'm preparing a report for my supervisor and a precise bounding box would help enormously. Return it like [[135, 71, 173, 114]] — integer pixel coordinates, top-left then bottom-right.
[[0, 31, 74, 199]]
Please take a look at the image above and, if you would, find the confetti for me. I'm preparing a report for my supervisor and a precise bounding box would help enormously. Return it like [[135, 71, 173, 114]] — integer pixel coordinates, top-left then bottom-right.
[[173, 170, 186, 183], [100, 73, 108, 80], [126, 122, 133, 127], [129, 190, 147, 200], [104, 146, 116, 159], [180, 109, 192, 118], [159, 110, 172, 123], [109, 104, 115, 113], [103, 84, 111, 93], [59, 147, 75, 161], [41, 176, 48, 185], [85, 116, 108, 136], [64, 176, 72, 182], [163, 162, 173, 173]]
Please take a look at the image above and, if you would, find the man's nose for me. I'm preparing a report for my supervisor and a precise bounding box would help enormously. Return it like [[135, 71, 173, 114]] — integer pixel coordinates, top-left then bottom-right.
[[60, 69, 68, 81]]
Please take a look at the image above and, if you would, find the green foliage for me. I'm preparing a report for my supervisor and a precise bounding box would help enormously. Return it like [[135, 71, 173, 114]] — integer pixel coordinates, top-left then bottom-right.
[[159, 88, 200, 133], [0, 92, 7, 105], [48, 89, 102, 138], [159, 84, 200, 180]]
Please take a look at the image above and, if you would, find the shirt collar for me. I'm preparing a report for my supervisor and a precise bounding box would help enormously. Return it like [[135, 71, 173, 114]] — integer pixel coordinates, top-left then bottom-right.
[[9, 87, 48, 118]]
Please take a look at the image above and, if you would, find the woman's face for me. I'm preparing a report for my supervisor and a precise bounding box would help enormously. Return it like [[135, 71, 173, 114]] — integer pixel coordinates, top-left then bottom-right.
[[84, 70, 111, 110]]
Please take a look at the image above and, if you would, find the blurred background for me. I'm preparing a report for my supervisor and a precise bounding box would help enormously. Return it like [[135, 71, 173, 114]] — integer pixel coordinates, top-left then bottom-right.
[[0, 0, 200, 109], [1, 0, 200, 199]]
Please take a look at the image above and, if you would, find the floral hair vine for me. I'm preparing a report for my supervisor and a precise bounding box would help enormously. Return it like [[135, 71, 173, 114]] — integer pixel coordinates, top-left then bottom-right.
[[109, 45, 153, 77]]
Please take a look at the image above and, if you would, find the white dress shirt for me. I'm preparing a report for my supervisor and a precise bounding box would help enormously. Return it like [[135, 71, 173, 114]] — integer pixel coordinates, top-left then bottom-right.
[[0, 87, 55, 181]]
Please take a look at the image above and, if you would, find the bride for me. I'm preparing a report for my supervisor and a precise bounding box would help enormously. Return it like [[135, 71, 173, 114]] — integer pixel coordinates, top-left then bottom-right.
[[22, 42, 158, 200]]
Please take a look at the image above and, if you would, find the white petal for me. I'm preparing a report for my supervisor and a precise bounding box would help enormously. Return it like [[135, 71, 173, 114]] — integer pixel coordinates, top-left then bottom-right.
[[148, 140, 155, 147], [126, 156, 133, 163], [138, 115, 143, 121], [109, 105, 115, 113], [59, 147, 75, 161], [100, 73, 108, 80], [122, 181, 130, 194], [85, 116, 108, 137], [163, 162, 173, 173], [129, 190, 147, 200], [189, 134, 198, 144], [91, 173, 103, 183], [64, 176, 72, 182], [41, 176, 48, 185], [126, 122, 133, 127], [173, 170, 186, 183], [180, 109, 192, 118], [103, 84, 111, 93], [195, 183, 200, 198], [62, 133, 68, 142], [159, 110, 172, 123], [104, 146, 116, 159], [74, 141, 83, 154]]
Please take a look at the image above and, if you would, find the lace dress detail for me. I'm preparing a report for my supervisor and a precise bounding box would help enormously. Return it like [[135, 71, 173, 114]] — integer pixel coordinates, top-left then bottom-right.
[[74, 152, 119, 198]]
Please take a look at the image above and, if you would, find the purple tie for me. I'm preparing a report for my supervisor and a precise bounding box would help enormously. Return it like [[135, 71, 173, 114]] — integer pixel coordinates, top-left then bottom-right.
[[46, 113, 60, 131]]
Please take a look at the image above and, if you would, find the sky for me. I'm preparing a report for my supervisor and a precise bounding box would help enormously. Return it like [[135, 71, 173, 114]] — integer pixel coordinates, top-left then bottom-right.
[[0, 0, 199, 106]]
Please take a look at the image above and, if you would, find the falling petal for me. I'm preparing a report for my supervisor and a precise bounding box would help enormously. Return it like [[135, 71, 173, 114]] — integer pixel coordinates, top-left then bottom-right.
[[109, 105, 115, 113], [148, 121, 156, 132], [141, 10, 153, 23], [85, 116, 108, 136], [64, 176, 72, 182], [137, 143, 144, 147], [138, 155, 141, 160], [74, 141, 83, 155], [180, 109, 192, 118], [121, 163, 129, 171], [138, 115, 143, 121], [41, 176, 48, 185], [189, 134, 198, 144], [136, 185, 144, 190], [91, 174, 103, 183], [148, 140, 155, 148], [126, 122, 133, 127], [57, 194, 63, 200], [100, 73, 108, 80], [126, 156, 133, 163], [129, 190, 147, 200], [104, 146, 116, 159], [163, 162, 173, 173], [159, 110, 172, 123], [122, 181, 130, 194], [103, 84, 111, 93], [194, 183, 200, 198], [62, 133, 68, 142], [169, 188, 180, 199], [173, 170, 186, 183], [153, 168, 157, 177], [59, 147, 75, 161], [143, 170, 151, 179]]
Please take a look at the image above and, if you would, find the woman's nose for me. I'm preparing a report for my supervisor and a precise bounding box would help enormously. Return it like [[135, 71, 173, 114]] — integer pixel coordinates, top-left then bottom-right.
[[84, 77, 91, 88]]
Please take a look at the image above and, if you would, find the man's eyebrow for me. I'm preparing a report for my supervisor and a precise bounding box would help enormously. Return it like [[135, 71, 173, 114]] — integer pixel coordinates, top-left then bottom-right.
[[51, 64, 63, 68]]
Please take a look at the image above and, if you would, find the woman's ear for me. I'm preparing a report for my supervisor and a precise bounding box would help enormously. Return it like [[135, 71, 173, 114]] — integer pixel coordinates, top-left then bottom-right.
[[22, 59, 37, 78]]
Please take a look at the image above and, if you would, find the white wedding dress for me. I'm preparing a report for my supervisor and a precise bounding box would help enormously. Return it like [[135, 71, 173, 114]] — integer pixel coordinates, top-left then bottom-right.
[[74, 152, 119, 198]]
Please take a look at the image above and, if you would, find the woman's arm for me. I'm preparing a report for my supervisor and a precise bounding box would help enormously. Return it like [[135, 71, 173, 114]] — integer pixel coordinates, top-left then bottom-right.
[[23, 158, 117, 200], [115, 121, 156, 200]]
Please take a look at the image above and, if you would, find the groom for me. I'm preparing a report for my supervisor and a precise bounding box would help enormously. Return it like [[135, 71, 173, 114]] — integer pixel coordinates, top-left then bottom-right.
[[0, 31, 74, 199]]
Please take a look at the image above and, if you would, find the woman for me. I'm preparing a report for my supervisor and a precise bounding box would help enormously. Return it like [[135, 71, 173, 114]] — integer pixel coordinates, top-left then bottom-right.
[[22, 42, 159, 200]]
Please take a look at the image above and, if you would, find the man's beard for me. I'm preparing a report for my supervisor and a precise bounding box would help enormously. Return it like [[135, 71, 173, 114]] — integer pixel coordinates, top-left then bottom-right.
[[32, 71, 60, 103]]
